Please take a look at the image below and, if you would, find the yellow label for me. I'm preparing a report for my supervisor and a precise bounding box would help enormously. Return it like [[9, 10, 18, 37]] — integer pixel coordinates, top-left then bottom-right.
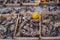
[[41, 0, 46, 2], [32, 12, 40, 19]]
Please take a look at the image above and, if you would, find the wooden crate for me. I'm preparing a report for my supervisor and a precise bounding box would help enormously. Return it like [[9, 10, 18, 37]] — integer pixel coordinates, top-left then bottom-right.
[[13, 12, 41, 37], [41, 11, 60, 40], [0, 14, 18, 39]]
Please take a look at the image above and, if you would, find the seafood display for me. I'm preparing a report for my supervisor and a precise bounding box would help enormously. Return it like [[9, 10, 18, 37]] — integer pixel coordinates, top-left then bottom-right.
[[0, 14, 18, 39], [0, 0, 60, 40], [41, 13, 60, 37]]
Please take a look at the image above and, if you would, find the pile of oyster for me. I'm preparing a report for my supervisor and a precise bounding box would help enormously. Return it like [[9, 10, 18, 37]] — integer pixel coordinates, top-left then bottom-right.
[[16, 12, 39, 37], [0, 14, 18, 39], [41, 14, 60, 37]]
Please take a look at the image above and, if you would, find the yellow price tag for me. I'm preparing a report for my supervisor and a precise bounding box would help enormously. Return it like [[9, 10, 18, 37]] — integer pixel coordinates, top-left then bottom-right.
[[41, 0, 46, 2]]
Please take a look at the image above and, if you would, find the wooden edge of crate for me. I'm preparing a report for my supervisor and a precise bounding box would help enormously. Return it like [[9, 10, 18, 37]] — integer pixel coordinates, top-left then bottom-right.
[[22, 3, 39, 5], [41, 37, 60, 39], [39, 13, 41, 36], [13, 14, 19, 37], [39, 14, 42, 40], [46, 11, 60, 15], [0, 39, 14, 40], [22, 0, 40, 5], [14, 37, 39, 39], [5, 4, 20, 7], [40, 2, 57, 4], [0, 37, 39, 40], [0, 14, 18, 17]]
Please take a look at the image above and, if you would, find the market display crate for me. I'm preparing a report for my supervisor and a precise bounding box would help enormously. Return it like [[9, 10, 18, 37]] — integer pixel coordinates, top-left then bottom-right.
[[41, 11, 60, 40], [0, 14, 18, 39], [13, 11, 41, 38]]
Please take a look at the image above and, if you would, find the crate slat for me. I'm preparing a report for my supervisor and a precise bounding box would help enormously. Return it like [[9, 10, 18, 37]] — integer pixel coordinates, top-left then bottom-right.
[[14, 37, 39, 40], [22, 3, 39, 6], [41, 37, 60, 39]]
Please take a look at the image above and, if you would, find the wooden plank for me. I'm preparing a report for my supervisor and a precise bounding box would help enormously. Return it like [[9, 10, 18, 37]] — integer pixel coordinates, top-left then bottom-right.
[[1, 14, 17, 17], [44, 10, 60, 15], [5, 4, 20, 7], [41, 37, 60, 39], [39, 13, 42, 40], [13, 14, 19, 37], [14, 37, 39, 40], [40, 2, 60, 5], [0, 37, 39, 40], [22, 3, 39, 6], [0, 39, 14, 40]]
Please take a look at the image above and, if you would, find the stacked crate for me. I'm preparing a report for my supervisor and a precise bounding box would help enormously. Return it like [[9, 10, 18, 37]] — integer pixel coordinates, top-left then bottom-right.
[[41, 11, 60, 40]]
